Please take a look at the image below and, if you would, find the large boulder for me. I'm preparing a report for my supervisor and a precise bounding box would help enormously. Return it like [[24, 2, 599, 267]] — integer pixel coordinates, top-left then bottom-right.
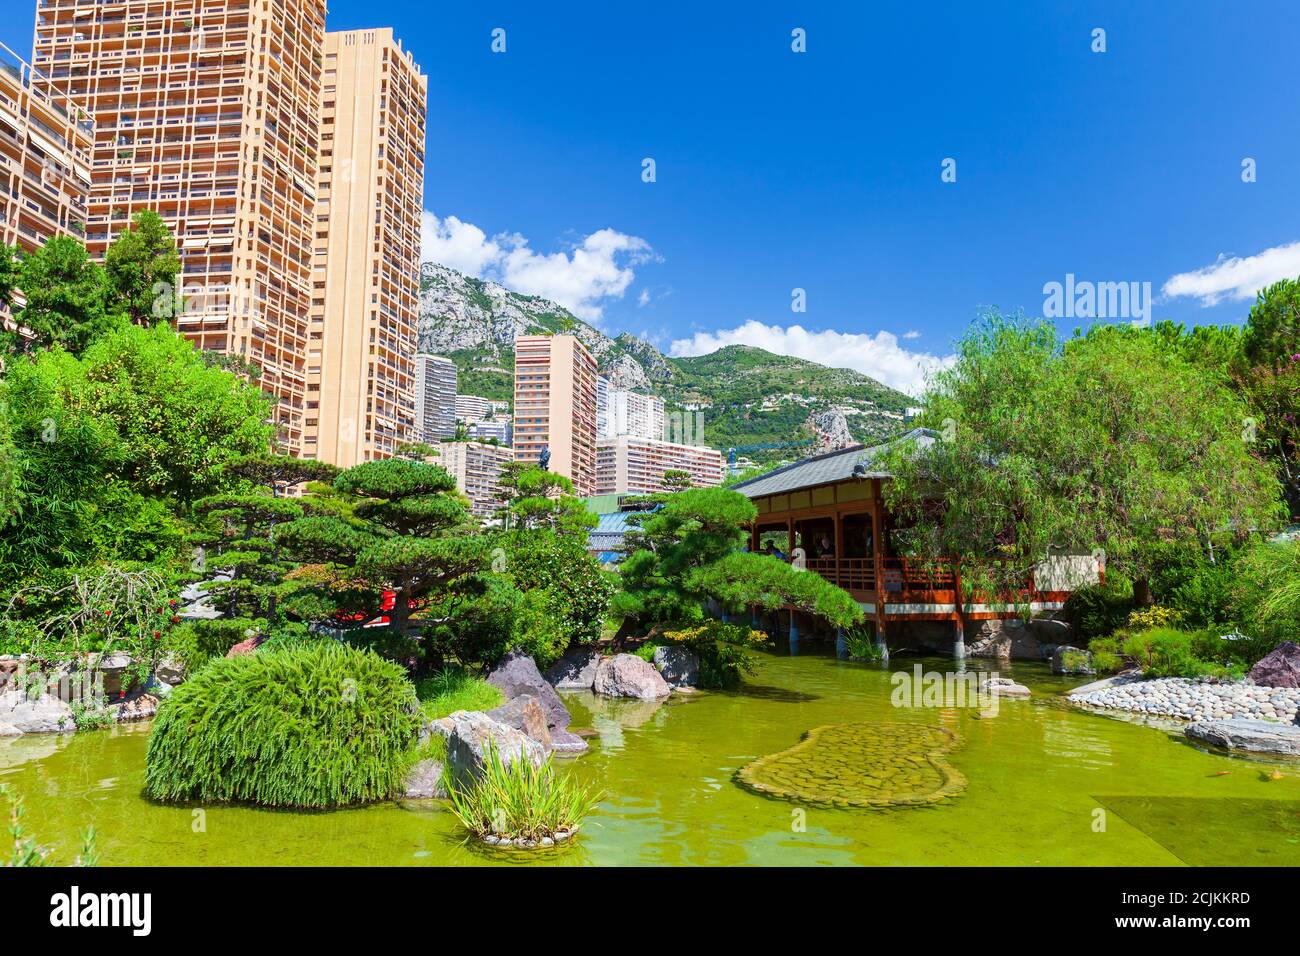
[[966, 619, 1042, 660], [1249, 641, 1300, 689], [0, 690, 75, 735], [594, 654, 671, 700], [1185, 718, 1300, 757], [438, 710, 546, 791], [544, 649, 602, 691], [1051, 645, 1095, 676], [1027, 616, 1073, 643], [486, 694, 551, 749], [486, 650, 572, 730], [985, 677, 1030, 698], [652, 646, 699, 688]]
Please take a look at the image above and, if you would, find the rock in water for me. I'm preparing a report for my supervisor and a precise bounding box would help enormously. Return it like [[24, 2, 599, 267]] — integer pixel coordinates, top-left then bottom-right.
[[1051, 645, 1095, 676], [544, 649, 602, 691], [1249, 641, 1300, 689], [439, 711, 546, 790], [402, 759, 447, 799], [593, 654, 671, 700], [486, 650, 572, 730], [0, 690, 75, 735], [652, 646, 699, 688], [486, 694, 552, 749], [1185, 718, 1300, 757]]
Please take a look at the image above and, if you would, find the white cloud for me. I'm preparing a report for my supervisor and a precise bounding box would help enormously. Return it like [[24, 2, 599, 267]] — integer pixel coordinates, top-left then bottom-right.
[[902, 330, 921, 340], [1162, 240, 1300, 307], [637, 288, 651, 307], [420, 212, 654, 321], [669, 320, 952, 397]]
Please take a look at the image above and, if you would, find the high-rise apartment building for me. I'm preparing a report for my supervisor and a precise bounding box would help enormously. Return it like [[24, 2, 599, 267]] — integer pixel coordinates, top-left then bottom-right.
[[304, 28, 426, 465], [414, 353, 456, 442], [596, 376, 665, 441], [434, 440, 512, 521], [455, 394, 509, 422], [513, 334, 598, 495], [467, 419, 510, 446], [596, 435, 724, 495], [0, 42, 92, 257], [32, 0, 328, 452]]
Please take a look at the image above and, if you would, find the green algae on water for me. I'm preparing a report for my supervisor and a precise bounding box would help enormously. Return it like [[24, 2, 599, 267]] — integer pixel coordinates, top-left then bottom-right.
[[737, 721, 966, 808]]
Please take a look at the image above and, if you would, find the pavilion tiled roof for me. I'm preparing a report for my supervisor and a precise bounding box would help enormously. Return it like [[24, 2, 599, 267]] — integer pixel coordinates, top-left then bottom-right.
[[729, 427, 938, 499]]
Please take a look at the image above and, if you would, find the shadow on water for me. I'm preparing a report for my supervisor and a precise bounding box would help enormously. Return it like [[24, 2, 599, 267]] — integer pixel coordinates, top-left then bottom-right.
[[734, 683, 820, 703]]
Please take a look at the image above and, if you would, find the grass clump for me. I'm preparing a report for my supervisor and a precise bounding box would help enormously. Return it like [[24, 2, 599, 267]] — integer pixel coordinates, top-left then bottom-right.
[[145, 642, 421, 808], [447, 741, 601, 846], [415, 668, 504, 721]]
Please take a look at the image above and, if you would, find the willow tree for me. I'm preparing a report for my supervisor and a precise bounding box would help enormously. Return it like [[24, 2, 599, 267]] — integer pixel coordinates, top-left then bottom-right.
[[881, 311, 1287, 603], [276, 458, 490, 641]]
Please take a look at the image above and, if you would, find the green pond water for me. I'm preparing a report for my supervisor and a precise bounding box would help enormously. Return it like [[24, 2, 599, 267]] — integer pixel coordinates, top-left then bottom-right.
[[5, 652, 1300, 866]]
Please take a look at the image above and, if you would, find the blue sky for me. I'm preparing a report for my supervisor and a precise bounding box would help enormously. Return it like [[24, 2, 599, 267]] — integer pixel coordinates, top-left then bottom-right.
[[12, 2, 1300, 395]]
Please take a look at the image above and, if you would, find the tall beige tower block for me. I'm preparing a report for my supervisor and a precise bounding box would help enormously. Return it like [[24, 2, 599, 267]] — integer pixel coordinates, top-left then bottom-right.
[[32, 0, 328, 453], [305, 28, 427, 465], [513, 334, 598, 496]]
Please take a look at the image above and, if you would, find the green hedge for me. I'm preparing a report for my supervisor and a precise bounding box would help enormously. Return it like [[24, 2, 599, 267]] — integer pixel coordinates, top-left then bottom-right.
[[145, 643, 421, 808]]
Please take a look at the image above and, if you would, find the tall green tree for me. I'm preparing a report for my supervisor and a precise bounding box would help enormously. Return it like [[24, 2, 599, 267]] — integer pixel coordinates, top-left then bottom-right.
[[881, 311, 1286, 602], [104, 210, 182, 326], [493, 462, 596, 535], [8, 236, 113, 356], [1234, 278, 1300, 516]]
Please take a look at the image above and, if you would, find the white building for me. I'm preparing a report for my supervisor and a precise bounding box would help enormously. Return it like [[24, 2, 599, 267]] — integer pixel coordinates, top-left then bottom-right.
[[596, 377, 665, 441], [415, 354, 457, 442], [455, 394, 510, 422]]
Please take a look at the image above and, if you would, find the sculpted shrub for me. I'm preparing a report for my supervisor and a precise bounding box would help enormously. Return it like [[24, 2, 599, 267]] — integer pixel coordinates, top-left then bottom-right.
[[145, 643, 421, 808]]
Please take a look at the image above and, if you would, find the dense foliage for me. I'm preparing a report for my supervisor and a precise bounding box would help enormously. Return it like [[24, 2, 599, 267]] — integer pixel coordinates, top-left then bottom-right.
[[145, 643, 421, 808]]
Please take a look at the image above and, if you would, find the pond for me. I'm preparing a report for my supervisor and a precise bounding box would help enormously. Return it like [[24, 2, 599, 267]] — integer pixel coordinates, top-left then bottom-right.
[[5, 652, 1299, 866]]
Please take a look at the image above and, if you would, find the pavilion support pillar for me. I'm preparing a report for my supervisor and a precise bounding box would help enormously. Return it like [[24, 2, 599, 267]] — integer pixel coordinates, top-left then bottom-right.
[[870, 479, 888, 660], [836, 625, 847, 659], [788, 607, 799, 656], [952, 562, 967, 659]]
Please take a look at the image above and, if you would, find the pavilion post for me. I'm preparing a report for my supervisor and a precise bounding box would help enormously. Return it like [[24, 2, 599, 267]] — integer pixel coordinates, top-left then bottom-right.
[[870, 479, 887, 659]]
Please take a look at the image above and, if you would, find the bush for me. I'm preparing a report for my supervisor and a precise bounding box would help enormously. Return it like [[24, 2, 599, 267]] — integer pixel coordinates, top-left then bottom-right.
[[1085, 635, 1125, 674], [661, 620, 770, 689], [446, 741, 601, 845], [169, 617, 258, 672], [415, 668, 504, 721], [1125, 605, 1182, 632], [145, 643, 421, 808], [1120, 627, 1242, 680], [500, 529, 614, 648], [1232, 539, 1300, 647], [1063, 573, 1134, 639]]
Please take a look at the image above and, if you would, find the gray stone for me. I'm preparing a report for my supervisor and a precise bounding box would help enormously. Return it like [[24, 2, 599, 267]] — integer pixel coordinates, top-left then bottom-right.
[[486, 694, 551, 749], [593, 653, 671, 700], [544, 649, 602, 690], [402, 759, 447, 799], [155, 654, 186, 686], [652, 645, 699, 687], [1068, 667, 1144, 697], [486, 650, 572, 730], [441, 710, 546, 791], [966, 619, 1042, 660], [95, 652, 136, 698], [1051, 645, 1095, 676], [548, 727, 589, 755], [985, 677, 1031, 698], [1185, 718, 1300, 756], [0, 690, 75, 735], [1027, 616, 1073, 642]]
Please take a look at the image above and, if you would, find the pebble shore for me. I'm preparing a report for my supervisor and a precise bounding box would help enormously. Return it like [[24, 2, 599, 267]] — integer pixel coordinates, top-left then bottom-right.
[[1070, 676, 1300, 723]]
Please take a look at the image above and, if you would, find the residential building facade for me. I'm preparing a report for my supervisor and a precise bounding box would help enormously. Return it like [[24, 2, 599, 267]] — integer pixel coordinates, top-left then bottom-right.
[[435, 440, 512, 521], [595, 435, 724, 495], [304, 28, 426, 465], [467, 418, 510, 445], [596, 375, 665, 441], [513, 334, 598, 495], [0, 42, 92, 257], [414, 353, 456, 442], [32, 0, 329, 452], [454, 394, 509, 422]]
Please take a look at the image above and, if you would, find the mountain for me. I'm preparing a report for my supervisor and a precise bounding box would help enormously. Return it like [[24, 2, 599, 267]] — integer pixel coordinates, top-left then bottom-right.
[[418, 261, 914, 460]]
